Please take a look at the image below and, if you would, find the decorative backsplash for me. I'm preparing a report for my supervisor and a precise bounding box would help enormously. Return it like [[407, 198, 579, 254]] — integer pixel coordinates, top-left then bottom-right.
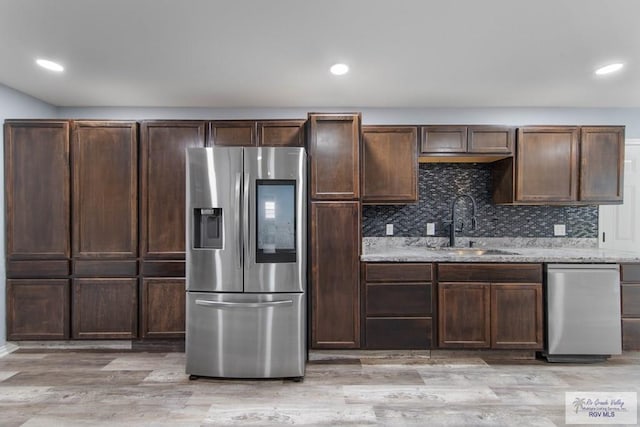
[[362, 163, 598, 238]]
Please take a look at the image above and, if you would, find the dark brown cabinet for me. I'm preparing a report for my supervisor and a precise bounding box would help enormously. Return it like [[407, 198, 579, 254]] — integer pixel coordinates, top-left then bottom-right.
[[311, 202, 360, 348], [580, 127, 624, 203], [72, 278, 138, 339], [516, 126, 579, 203], [209, 120, 305, 147], [491, 284, 543, 349], [420, 125, 514, 158], [4, 120, 70, 262], [138, 121, 203, 338], [437, 263, 543, 349], [4, 121, 71, 339], [140, 121, 205, 260], [621, 264, 640, 350], [361, 126, 418, 204], [308, 113, 360, 200], [493, 126, 624, 205], [72, 121, 138, 259], [363, 263, 433, 349], [7, 279, 70, 340], [141, 278, 185, 339], [438, 282, 491, 348], [257, 120, 305, 146]]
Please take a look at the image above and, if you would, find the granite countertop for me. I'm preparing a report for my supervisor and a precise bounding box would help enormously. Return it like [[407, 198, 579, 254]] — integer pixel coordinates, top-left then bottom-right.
[[361, 237, 640, 263]]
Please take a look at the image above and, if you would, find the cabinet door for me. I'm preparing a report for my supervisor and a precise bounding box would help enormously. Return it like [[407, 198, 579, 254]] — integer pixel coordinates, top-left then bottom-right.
[[209, 120, 256, 146], [468, 126, 514, 154], [308, 113, 360, 200], [516, 127, 579, 203], [4, 121, 70, 260], [140, 121, 206, 259], [579, 126, 624, 203], [421, 126, 467, 153], [7, 279, 70, 340], [257, 120, 305, 147], [311, 202, 360, 348], [141, 278, 185, 338], [72, 121, 138, 258], [491, 283, 543, 349], [438, 282, 490, 348], [72, 278, 138, 339], [362, 126, 418, 203]]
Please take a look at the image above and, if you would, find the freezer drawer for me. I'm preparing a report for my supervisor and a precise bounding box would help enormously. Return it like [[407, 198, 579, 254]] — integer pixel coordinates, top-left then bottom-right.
[[546, 264, 621, 360], [186, 292, 305, 378]]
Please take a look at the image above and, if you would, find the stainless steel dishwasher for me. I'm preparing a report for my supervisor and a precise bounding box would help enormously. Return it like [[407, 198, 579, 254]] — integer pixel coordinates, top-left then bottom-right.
[[544, 264, 622, 362]]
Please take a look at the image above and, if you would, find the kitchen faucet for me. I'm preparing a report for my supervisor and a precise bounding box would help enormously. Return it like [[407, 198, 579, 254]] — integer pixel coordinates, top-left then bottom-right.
[[445, 194, 477, 247]]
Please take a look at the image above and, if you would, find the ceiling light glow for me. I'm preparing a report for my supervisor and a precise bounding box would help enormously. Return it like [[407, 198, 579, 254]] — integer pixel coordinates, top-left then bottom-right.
[[36, 58, 64, 72], [595, 63, 624, 75], [330, 63, 349, 76]]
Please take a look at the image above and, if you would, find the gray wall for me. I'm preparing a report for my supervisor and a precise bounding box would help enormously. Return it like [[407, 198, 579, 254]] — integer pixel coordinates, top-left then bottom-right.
[[58, 106, 640, 138], [2, 83, 640, 350], [0, 84, 57, 351]]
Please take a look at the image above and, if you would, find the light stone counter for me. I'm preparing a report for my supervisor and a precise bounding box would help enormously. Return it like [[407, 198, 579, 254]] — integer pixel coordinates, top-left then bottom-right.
[[361, 237, 640, 263]]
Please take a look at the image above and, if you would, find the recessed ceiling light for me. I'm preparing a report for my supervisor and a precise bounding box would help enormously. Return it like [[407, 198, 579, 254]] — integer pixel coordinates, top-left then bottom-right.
[[594, 62, 624, 75], [330, 63, 349, 76], [36, 58, 64, 72]]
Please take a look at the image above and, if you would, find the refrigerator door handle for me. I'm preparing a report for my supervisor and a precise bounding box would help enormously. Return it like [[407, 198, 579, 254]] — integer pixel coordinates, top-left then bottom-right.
[[195, 299, 294, 308], [235, 172, 242, 269], [243, 172, 251, 264]]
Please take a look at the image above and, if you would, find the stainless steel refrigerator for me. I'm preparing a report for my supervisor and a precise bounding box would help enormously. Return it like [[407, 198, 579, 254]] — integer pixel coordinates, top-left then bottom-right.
[[185, 146, 306, 379]]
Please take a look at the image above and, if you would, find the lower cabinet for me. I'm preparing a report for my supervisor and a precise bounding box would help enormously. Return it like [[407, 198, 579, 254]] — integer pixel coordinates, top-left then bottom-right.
[[7, 279, 70, 340], [72, 278, 138, 339], [311, 202, 360, 348], [621, 264, 640, 350], [438, 264, 543, 350], [140, 278, 186, 339], [363, 263, 433, 349]]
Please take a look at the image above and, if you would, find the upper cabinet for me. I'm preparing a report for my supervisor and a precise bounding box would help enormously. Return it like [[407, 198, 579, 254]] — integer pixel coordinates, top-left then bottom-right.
[[4, 120, 70, 261], [308, 113, 360, 200], [140, 121, 206, 260], [209, 119, 305, 147], [72, 121, 138, 258], [493, 126, 624, 205], [579, 126, 624, 203], [361, 126, 418, 204], [420, 125, 514, 161]]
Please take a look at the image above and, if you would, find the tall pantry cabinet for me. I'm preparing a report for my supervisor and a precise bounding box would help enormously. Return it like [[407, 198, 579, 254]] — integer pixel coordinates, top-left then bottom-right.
[[5, 121, 71, 339], [308, 113, 362, 348], [139, 121, 206, 338]]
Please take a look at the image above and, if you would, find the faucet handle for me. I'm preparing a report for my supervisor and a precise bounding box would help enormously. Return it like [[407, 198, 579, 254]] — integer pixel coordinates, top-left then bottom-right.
[[471, 217, 477, 230]]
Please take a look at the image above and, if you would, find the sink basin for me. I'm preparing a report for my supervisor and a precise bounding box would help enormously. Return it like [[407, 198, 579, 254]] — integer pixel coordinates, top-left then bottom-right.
[[427, 248, 520, 256]]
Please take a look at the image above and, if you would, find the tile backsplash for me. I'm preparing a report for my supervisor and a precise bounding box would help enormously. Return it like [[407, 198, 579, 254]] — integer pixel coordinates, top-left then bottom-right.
[[362, 163, 598, 238]]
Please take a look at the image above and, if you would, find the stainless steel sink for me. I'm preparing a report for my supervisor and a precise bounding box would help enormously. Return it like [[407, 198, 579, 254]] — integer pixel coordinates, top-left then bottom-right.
[[427, 248, 520, 256]]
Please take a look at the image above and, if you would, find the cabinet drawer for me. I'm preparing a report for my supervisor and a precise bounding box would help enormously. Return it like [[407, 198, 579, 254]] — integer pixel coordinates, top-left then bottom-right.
[[438, 263, 542, 282], [366, 283, 431, 316], [365, 263, 432, 282], [74, 260, 138, 277], [365, 317, 432, 349], [622, 318, 640, 351], [622, 283, 640, 317], [621, 264, 640, 283], [7, 260, 70, 278]]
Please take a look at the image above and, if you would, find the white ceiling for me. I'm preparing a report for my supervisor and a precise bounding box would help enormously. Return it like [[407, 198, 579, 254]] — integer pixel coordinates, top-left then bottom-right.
[[1, 0, 639, 108]]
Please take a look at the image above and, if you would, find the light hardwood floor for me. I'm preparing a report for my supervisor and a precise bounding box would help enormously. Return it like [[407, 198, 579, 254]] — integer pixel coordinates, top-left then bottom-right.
[[0, 349, 639, 426]]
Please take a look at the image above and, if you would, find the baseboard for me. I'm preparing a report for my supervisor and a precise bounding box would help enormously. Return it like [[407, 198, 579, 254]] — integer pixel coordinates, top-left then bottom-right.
[[0, 342, 19, 358]]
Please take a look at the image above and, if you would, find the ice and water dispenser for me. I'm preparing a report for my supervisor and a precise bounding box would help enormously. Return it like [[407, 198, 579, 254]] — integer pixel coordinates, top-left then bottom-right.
[[193, 208, 223, 249]]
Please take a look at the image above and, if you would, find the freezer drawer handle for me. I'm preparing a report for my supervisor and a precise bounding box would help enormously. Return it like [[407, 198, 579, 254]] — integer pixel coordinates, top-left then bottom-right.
[[195, 299, 293, 308]]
